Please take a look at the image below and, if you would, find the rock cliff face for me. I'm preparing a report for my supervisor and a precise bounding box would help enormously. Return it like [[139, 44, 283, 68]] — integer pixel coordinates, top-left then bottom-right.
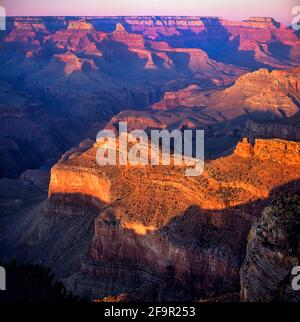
[[49, 165, 111, 207], [240, 194, 300, 302], [46, 138, 300, 299], [254, 139, 300, 165], [242, 119, 300, 142], [235, 68, 300, 117], [83, 210, 239, 299]]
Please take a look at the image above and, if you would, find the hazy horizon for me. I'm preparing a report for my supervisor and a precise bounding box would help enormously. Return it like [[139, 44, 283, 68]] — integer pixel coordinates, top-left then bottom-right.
[[2, 15, 292, 28], [1, 0, 298, 25]]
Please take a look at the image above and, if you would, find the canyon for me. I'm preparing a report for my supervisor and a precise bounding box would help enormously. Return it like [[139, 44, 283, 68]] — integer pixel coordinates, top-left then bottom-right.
[[0, 16, 300, 302], [1, 17, 300, 174], [0, 138, 298, 300]]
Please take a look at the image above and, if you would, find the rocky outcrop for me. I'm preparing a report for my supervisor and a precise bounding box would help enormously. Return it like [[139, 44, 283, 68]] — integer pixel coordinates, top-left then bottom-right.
[[234, 138, 253, 158], [240, 194, 300, 302], [44, 21, 104, 56], [254, 139, 300, 165], [48, 138, 110, 207], [3, 17, 48, 45], [151, 85, 201, 110], [1, 137, 300, 301], [234, 138, 300, 165], [52, 53, 98, 75], [49, 165, 111, 207], [110, 23, 146, 50], [83, 209, 239, 299], [67, 20, 94, 30]]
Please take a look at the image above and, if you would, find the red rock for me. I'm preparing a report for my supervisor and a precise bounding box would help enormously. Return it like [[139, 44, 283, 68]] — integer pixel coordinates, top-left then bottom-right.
[[110, 23, 146, 50], [234, 138, 253, 158], [67, 20, 94, 30], [47, 138, 300, 298], [151, 67, 300, 119], [235, 138, 300, 165]]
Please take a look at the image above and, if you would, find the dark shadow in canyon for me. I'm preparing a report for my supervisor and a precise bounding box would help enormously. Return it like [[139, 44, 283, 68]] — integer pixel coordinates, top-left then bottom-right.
[[47, 192, 108, 211], [268, 37, 292, 61]]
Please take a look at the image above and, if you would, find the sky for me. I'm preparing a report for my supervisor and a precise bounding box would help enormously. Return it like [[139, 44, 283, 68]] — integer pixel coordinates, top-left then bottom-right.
[[1, 0, 299, 25]]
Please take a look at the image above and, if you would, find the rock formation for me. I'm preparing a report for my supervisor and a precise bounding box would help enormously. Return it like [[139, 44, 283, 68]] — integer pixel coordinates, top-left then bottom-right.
[[67, 20, 95, 31], [234, 138, 253, 158], [240, 194, 300, 302], [46, 138, 300, 299], [234, 138, 300, 165], [151, 67, 300, 120], [151, 85, 201, 110]]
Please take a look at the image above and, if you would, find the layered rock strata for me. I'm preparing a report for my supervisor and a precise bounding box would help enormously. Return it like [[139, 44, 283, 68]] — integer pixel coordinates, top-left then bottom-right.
[[48, 139, 300, 299]]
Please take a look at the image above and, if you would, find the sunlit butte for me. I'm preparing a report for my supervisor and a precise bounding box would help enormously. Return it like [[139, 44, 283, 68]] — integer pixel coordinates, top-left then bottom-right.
[[1, 0, 299, 24]]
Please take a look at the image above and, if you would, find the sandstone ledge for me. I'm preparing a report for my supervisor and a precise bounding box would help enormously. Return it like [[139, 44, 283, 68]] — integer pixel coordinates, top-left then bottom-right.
[[234, 138, 300, 165]]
